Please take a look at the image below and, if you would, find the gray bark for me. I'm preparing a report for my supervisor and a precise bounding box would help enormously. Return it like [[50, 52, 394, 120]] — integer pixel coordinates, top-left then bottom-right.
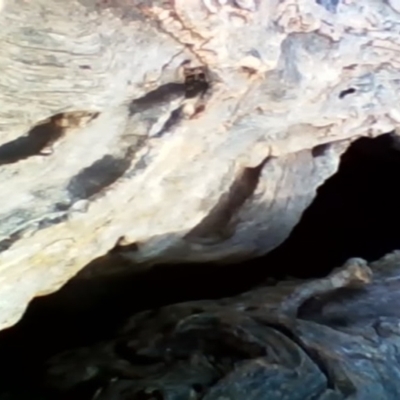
[[39, 253, 400, 400]]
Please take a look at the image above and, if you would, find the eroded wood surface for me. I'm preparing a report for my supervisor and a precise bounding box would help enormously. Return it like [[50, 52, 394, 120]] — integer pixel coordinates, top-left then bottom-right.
[[0, 0, 400, 330], [27, 252, 400, 400]]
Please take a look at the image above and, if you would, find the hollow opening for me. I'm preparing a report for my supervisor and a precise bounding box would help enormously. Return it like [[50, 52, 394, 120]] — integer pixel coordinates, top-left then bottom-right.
[[265, 132, 400, 278], [1, 132, 400, 397]]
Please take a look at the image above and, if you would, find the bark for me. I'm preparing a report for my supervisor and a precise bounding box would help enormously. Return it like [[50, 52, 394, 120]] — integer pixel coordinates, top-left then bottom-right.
[[0, 0, 400, 329], [32, 252, 400, 400]]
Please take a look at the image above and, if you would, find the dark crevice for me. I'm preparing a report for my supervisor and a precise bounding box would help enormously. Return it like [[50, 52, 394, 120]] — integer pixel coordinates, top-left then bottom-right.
[[0, 111, 99, 166], [182, 64, 210, 99], [37, 214, 69, 230], [129, 83, 185, 116], [265, 132, 400, 278], [1, 133, 400, 396], [311, 142, 331, 158], [66, 155, 132, 202], [338, 87, 356, 99], [0, 116, 65, 165], [0, 212, 28, 251], [66, 136, 147, 204], [185, 156, 274, 243], [0, 229, 25, 252], [153, 106, 184, 138]]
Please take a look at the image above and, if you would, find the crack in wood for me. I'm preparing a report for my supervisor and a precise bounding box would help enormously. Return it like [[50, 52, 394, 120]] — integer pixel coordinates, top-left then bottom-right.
[[152, 106, 184, 138], [0, 111, 99, 166], [129, 83, 185, 116], [185, 156, 274, 244], [0, 229, 25, 252], [66, 154, 132, 202]]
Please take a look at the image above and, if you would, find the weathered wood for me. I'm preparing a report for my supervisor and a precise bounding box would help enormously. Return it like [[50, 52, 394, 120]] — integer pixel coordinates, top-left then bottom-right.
[[38, 252, 400, 400], [0, 0, 400, 329]]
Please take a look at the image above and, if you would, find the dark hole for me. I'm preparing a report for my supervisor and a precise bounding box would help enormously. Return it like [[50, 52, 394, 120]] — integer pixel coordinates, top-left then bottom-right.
[[66, 154, 132, 202], [184, 69, 210, 99], [311, 142, 331, 158], [0, 114, 65, 166], [0, 133, 400, 397], [54, 202, 71, 212], [338, 87, 356, 99], [265, 132, 400, 278], [192, 383, 204, 393]]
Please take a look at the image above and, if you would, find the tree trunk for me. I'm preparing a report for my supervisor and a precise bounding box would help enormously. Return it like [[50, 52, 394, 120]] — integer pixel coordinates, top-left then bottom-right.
[[40, 253, 400, 399], [0, 0, 399, 329]]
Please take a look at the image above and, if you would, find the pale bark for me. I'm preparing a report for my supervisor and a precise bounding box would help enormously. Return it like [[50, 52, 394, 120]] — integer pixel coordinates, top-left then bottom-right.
[[0, 0, 400, 329]]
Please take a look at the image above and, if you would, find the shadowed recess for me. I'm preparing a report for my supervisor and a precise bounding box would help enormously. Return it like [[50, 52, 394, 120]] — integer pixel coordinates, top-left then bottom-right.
[[265, 132, 400, 278], [0, 116, 65, 165], [153, 106, 183, 138], [66, 154, 132, 201], [311, 142, 332, 158], [338, 87, 356, 99], [0, 208, 34, 252], [0, 111, 99, 166], [185, 156, 273, 243], [37, 214, 69, 230], [0, 229, 25, 252], [129, 83, 185, 115], [183, 65, 210, 99]]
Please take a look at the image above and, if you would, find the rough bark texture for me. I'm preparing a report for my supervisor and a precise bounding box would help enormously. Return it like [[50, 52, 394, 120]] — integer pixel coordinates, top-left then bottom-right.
[[1, 0, 400, 329], [22, 252, 400, 400]]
